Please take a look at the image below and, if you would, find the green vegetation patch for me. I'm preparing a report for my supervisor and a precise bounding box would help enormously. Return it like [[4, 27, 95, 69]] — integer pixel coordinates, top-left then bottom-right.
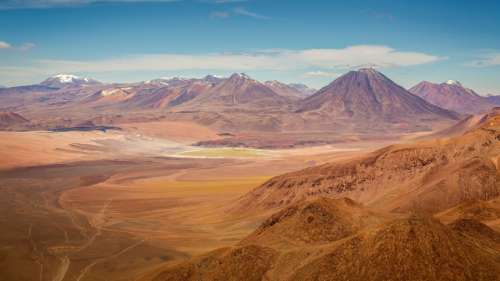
[[179, 148, 268, 158]]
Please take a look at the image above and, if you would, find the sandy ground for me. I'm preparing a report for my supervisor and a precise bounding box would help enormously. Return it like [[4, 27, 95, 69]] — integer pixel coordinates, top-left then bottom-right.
[[0, 131, 116, 169], [119, 120, 222, 144], [0, 126, 389, 281]]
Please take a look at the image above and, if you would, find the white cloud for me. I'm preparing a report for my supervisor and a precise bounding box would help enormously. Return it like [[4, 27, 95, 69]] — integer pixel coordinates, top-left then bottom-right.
[[467, 52, 500, 67], [0, 41, 35, 51], [211, 7, 270, 20], [0, 41, 11, 49], [233, 7, 269, 19], [293, 45, 443, 68], [304, 71, 339, 78], [0, 45, 444, 77], [0, 0, 178, 9]]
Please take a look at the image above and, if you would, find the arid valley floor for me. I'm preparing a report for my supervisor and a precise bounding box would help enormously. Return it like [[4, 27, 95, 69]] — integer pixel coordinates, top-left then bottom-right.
[[0, 122, 383, 281]]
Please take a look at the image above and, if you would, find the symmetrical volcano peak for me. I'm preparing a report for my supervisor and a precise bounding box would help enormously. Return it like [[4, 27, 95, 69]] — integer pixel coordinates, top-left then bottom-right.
[[297, 68, 458, 124]]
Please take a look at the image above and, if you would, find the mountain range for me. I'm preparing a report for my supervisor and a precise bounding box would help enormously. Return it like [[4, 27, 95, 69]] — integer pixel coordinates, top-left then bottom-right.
[[409, 80, 496, 114], [2, 69, 498, 147]]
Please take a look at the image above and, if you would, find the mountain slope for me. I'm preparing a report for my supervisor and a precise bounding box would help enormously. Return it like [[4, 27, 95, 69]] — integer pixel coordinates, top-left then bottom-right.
[[437, 198, 500, 228], [178, 73, 291, 110], [148, 199, 500, 281], [298, 68, 459, 124], [423, 107, 500, 139], [264, 80, 314, 101], [409, 80, 494, 114], [289, 215, 500, 281], [487, 94, 500, 106], [234, 109, 500, 213], [288, 83, 316, 97], [119, 81, 215, 109], [240, 198, 385, 247], [0, 111, 29, 129]]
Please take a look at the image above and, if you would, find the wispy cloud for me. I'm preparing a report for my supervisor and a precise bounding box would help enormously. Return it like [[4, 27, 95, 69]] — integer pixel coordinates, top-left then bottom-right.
[[0, 0, 179, 9], [0, 41, 11, 49], [210, 11, 230, 19], [212, 0, 248, 3], [466, 52, 500, 67], [210, 7, 270, 20], [1, 45, 443, 77], [0, 41, 36, 51], [303, 71, 339, 78], [361, 9, 395, 22], [233, 7, 269, 19], [19, 42, 36, 51]]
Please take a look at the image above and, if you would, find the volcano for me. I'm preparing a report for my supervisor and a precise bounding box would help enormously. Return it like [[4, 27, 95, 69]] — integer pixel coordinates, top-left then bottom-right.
[[409, 80, 495, 114], [298, 68, 459, 125]]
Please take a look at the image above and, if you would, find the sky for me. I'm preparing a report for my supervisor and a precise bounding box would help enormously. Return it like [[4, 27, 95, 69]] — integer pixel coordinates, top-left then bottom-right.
[[0, 0, 499, 94]]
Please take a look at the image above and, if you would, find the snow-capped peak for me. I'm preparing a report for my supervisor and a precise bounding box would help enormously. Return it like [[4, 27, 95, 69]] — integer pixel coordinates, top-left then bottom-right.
[[52, 74, 82, 83], [229, 73, 254, 81], [238, 73, 251, 79], [445, 80, 462, 86], [41, 74, 100, 88]]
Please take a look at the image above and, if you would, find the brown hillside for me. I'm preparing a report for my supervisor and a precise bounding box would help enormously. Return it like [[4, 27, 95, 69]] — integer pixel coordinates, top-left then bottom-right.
[[148, 199, 500, 281], [234, 112, 500, 213], [0, 111, 29, 129], [240, 198, 386, 247], [410, 80, 495, 114], [151, 245, 277, 281], [289, 215, 500, 281]]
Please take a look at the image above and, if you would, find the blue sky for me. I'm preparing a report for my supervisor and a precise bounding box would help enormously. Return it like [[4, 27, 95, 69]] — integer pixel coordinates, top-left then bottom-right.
[[0, 0, 499, 94]]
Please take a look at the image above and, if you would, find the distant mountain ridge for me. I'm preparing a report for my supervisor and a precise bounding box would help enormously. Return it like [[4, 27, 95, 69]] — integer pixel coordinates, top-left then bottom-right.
[[40, 74, 102, 89], [264, 80, 315, 100], [409, 80, 495, 114], [175, 73, 293, 110], [487, 94, 500, 105], [0, 70, 466, 142]]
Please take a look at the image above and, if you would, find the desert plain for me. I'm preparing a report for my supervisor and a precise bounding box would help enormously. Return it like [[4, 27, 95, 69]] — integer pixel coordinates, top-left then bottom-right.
[[0, 120, 386, 281]]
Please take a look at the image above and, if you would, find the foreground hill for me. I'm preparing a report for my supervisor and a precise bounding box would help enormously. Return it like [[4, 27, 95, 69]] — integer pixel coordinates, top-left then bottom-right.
[[148, 198, 500, 281], [436, 198, 500, 231], [409, 80, 495, 114], [240, 198, 387, 247], [234, 109, 500, 213], [423, 107, 500, 139]]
